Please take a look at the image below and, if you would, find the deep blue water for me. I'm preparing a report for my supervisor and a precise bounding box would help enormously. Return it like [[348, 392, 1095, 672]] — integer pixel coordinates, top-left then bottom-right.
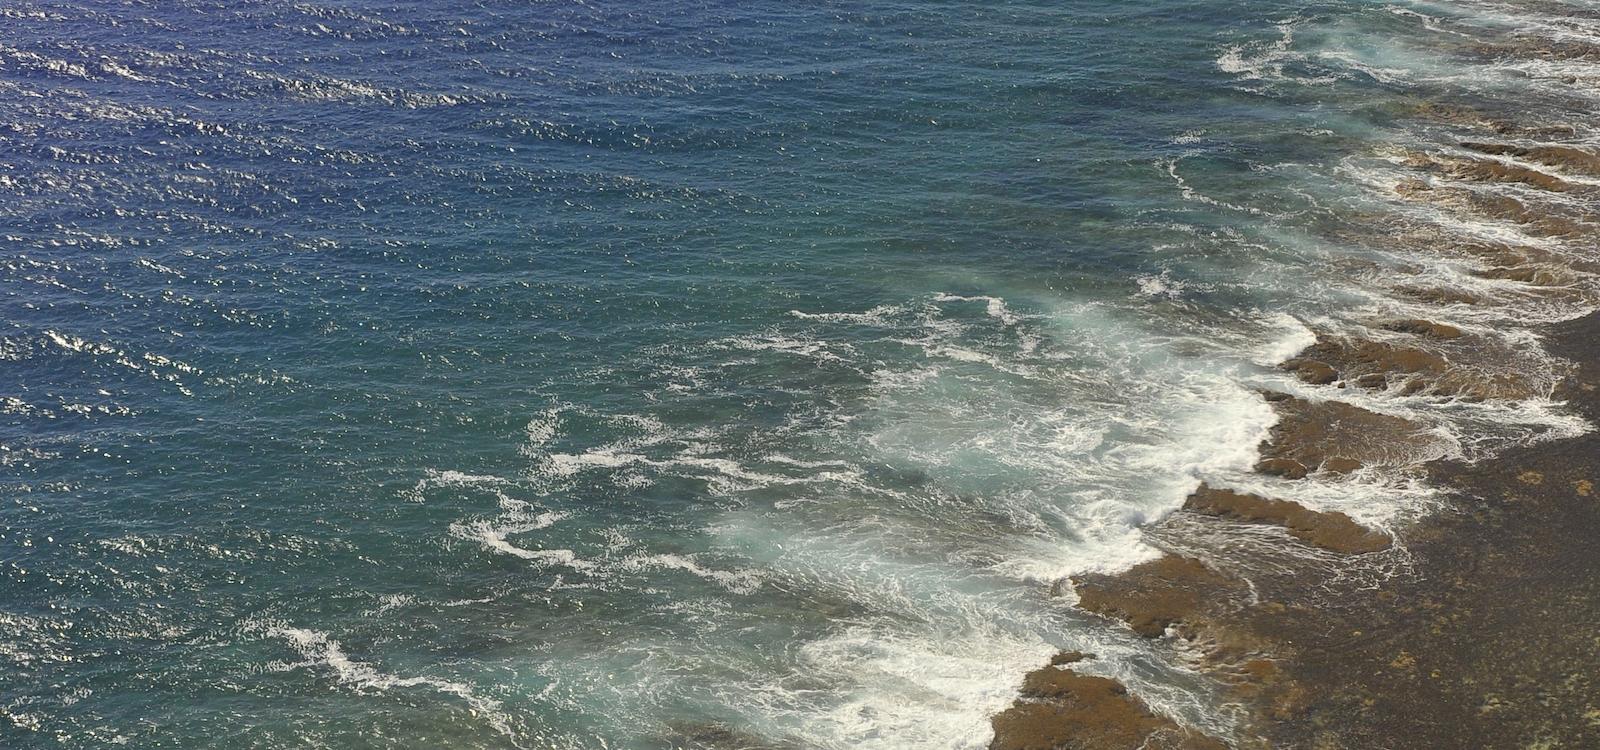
[[3, 1, 1595, 748]]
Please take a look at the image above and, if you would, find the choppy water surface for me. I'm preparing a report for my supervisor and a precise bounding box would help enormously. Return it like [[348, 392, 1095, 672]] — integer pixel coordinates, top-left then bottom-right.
[[4, 1, 1599, 747]]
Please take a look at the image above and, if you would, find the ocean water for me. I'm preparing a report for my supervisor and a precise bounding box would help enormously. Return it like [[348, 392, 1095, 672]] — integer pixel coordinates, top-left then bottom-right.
[[3, 1, 1597, 748]]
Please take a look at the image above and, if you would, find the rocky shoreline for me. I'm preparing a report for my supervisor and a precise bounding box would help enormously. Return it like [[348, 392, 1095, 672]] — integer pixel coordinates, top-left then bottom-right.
[[993, 317, 1600, 750], [992, 97, 1600, 748]]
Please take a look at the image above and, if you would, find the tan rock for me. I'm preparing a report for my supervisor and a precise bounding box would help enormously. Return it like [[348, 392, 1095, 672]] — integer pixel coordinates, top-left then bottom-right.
[[990, 654, 1229, 750], [1185, 484, 1393, 554]]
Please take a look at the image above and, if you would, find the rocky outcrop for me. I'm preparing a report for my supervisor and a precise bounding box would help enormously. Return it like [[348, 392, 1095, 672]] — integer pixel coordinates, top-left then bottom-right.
[[1184, 484, 1392, 554], [997, 69, 1600, 746], [990, 652, 1229, 750], [1284, 333, 1545, 401], [1471, 38, 1600, 63], [1257, 393, 1440, 475], [1394, 286, 1489, 306], [1072, 555, 1244, 639]]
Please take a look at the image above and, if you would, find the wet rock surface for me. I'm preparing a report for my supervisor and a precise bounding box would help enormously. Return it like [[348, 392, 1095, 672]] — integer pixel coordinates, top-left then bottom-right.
[[1287, 333, 1550, 401], [1462, 142, 1600, 178], [989, 652, 1229, 750], [995, 42, 1600, 750], [1379, 320, 1462, 340], [999, 307, 1598, 748], [1404, 152, 1577, 192], [1407, 100, 1576, 139], [1071, 554, 1245, 639], [1257, 393, 1440, 475], [1394, 179, 1596, 238], [1248, 312, 1600, 749], [1183, 484, 1391, 555], [996, 309, 1600, 748]]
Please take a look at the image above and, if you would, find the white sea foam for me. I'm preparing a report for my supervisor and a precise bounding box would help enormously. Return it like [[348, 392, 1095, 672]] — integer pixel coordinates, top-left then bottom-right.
[[262, 625, 514, 737], [521, 408, 562, 454], [1216, 18, 1344, 87], [714, 332, 853, 363], [1161, 157, 1269, 215], [1254, 313, 1319, 366], [932, 293, 1022, 326], [621, 553, 763, 595], [1387, 5, 1470, 36], [390, 11, 1600, 746], [366, 593, 416, 616], [452, 518, 594, 571], [790, 625, 1057, 749], [546, 449, 647, 477], [789, 304, 906, 326], [1134, 272, 1188, 299], [405, 468, 507, 502]]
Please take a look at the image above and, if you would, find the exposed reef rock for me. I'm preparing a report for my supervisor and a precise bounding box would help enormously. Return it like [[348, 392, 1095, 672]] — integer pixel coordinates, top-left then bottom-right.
[[990, 652, 1229, 750], [999, 27, 1600, 747], [1394, 285, 1489, 306], [1284, 332, 1548, 401], [1072, 554, 1244, 639], [1254, 457, 1310, 479], [1283, 359, 1338, 386], [1184, 484, 1392, 555], [1354, 223, 1598, 293], [1257, 393, 1440, 474], [1246, 312, 1600, 749], [1068, 552, 1317, 735]]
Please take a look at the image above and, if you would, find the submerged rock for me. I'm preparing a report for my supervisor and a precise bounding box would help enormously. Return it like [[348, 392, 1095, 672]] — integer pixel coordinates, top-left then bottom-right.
[[1471, 38, 1600, 64], [1462, 142, 1600, 178], [1474, 264, 1570, 286], [1408, 101, 1576, 138], [1395, 179, 1595, 238], [1394, 286, 1488, 306], [663, 722, 795, 750], [1381, 319, 1463, 340], [1405, 152, 1575, 192]]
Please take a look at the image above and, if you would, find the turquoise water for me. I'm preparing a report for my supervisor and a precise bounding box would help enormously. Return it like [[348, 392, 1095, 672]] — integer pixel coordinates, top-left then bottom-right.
[[3, 1, 1596, 747]]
